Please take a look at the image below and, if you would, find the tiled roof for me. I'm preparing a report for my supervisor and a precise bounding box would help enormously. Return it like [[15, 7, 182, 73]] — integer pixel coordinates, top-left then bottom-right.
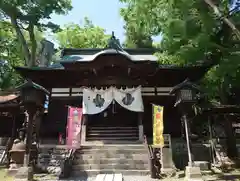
[[61, 49, 158, 62], [0, 94, 18, 103]]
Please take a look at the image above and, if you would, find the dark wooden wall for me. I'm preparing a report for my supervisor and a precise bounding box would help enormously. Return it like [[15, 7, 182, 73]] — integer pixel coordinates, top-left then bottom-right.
[[142, 96, 182, 139], [40, 96, 182, 139], [0, 113, 24, 137], [40, 97, 81, 139]]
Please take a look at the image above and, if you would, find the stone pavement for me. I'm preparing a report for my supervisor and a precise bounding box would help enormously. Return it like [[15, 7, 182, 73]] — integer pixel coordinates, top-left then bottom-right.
[[30, 171, 240, 181], [31, 174, 235, 181]]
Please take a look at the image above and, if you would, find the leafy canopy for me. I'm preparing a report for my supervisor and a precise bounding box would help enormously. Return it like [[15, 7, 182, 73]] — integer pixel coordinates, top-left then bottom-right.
[[56, 17, 111, 48], [120, 0, 240, 102], [0, 0, 72, 67], [0, 21, 24, 89]]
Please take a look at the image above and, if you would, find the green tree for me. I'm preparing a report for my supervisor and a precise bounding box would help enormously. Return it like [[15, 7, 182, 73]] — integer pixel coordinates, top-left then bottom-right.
[[0, 20, 45, 89], [120, 0, 240, 103], [120, 0, 240, 158], [0, 21, 23, 89], [0, 0, 72, 67], [56, 17, 111, 48]]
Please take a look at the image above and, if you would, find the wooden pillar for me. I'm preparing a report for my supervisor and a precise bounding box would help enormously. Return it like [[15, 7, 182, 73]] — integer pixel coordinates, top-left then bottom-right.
[[24, 108, 35, 167], [183, 114, 194, 167], [35, 110, 43, 145], [208, 115, 215, 165], [82, 114, 88, 126], [138, 112, 143, 125], [138, 112, 144, 142], [223, 114, 238, 158], [81, 114, 88, 144], [11, 114, 16, 140]]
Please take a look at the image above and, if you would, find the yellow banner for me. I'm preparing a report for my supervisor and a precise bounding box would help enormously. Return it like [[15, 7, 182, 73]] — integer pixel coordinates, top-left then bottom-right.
[[153, 105, 164, 147]]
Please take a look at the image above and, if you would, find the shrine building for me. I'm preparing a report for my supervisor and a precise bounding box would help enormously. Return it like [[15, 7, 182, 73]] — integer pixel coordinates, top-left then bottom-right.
[[13, 41, 210, 144]]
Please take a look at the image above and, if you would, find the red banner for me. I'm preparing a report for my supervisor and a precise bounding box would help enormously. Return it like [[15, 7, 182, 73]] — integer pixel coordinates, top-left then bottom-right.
[[66, 106, 82, 148]]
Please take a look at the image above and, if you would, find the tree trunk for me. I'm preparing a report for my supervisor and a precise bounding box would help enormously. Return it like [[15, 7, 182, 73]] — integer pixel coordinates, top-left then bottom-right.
[[28, 23, 37, 67], [219, 80, 238, 158], [10, 16, 31, 66]]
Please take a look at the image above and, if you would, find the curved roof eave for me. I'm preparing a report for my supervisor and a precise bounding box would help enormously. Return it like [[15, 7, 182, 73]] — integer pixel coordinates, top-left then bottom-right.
[[60, 49, 158, 65], [0, 94, 19, 104]]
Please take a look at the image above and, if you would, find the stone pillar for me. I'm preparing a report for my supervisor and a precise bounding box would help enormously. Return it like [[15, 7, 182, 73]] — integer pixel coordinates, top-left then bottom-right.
[[138, 112, 144, 142], [183, 114, 203, 181]]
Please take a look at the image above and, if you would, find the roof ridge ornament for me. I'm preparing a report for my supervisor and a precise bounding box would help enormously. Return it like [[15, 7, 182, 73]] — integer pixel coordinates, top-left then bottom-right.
[[107, 31, 125, 52]]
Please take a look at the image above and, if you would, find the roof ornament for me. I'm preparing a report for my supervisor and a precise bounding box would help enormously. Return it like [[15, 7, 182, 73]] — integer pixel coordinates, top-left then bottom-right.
[[107, 31, 125, 52]]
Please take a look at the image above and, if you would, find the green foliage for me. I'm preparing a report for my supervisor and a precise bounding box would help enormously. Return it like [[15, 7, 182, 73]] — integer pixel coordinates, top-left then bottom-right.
[[120, 0, 156, 48], [0, 21, 24, 89], [0, 0, 72, 67], [120, 0, 240, 102], [56, 17, 111, 48], [0, 0, 72, 24]]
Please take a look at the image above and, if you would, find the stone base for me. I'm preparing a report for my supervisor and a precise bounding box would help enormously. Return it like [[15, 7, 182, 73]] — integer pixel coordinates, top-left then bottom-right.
[[185, 166, 203, 181], [194, 161, 210, 171], [14, 166, 33, 181]]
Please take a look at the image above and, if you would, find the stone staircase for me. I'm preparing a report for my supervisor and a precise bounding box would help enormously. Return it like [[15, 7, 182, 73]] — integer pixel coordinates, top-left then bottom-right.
[[38, 147, 68, 176], [86, 127, 139, 142], [72, 144, 150, 177]]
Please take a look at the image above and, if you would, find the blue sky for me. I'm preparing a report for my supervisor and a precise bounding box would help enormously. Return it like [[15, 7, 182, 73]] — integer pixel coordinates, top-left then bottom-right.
[[49, 0, 125, 44], [48, 0, 161, 46]]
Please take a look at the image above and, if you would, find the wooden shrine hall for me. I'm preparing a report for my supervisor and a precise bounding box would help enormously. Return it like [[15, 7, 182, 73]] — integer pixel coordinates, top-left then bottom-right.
[[14, 38, 211, 144]]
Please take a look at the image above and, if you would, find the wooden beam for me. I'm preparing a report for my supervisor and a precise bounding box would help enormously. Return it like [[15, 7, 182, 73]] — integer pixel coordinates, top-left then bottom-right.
[[93, 68, 97, 76], [128, 67, 131, 76]]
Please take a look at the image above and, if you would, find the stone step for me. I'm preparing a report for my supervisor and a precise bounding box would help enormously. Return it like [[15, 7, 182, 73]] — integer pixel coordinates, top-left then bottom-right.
[[39, 149, 67, 155], [38, 154, 65, 160], [88, 129, 138, 133], [78, 153, 149, 160], [73, 158, 149, 165], [73, 163, 149, 170], [86, 137, 139, 141], [71, 169, 150, 176], [87, 133, 138, 137], [80, 144, 145, 149], [88, 127, 138, 130], [83, 140, 142, 144], [76, 148, 147, 154]]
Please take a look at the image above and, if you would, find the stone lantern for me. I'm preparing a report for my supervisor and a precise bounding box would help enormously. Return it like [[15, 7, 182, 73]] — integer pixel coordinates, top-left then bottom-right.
[[14, 80, 49, 181], [170, 79, 203, 181]]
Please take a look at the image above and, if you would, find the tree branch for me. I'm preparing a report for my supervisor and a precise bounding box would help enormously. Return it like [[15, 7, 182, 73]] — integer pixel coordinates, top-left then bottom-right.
[[28, 23, 37, 67], [10, 16, 30, 66], [18, 21, 28, 31], [204, 0, 240, 40]]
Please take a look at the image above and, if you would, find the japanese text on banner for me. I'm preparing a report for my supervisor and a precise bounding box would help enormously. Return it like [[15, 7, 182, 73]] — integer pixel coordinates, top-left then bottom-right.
[[153, 105, 164, 147], [66, 107, 82, 148]]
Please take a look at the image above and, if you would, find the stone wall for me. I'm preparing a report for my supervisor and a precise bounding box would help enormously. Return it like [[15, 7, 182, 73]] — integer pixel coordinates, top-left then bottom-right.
[[171, 139, 211, 169]]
